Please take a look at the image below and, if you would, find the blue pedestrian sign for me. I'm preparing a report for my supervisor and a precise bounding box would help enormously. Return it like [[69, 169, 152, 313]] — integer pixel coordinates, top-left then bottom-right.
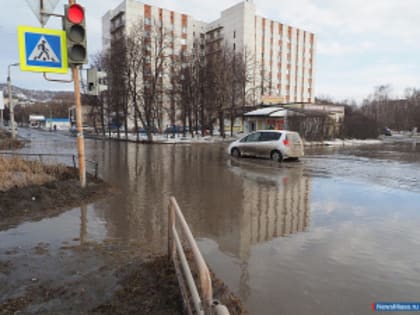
[[18, 26, 68, 74]]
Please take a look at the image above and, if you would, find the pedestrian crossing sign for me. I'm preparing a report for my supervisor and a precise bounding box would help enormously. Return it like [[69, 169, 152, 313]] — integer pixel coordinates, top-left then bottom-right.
[[18, 26, 68, 74]]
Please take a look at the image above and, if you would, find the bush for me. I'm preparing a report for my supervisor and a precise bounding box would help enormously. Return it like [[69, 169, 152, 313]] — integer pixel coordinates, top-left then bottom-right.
[[342, 109, 379, 139]]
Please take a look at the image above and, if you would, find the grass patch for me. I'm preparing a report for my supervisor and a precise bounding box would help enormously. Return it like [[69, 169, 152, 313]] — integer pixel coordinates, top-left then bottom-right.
[[0, 129, 24, 150], [0, 157, 70, 192]]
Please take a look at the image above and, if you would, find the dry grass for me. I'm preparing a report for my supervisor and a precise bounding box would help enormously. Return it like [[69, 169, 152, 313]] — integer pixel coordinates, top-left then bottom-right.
[[0, 129, 10, 140], [0, 129, 24, 150], [0, 157, 69, 192]]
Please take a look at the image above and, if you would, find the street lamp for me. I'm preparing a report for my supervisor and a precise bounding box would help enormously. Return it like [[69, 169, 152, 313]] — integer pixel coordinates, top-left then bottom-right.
[[7, 62, 20, 139]]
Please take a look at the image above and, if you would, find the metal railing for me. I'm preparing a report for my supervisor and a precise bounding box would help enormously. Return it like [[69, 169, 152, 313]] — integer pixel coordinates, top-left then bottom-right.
[[168, 196, 230, 315], [0, 152, 98, 178]]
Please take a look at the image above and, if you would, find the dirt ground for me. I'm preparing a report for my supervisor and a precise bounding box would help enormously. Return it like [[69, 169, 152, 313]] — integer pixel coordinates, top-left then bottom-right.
[[0, 129, 25, 150], [0, 159, 245, 314], [0, 240, 245, 315], [0, 163, 112, 231]]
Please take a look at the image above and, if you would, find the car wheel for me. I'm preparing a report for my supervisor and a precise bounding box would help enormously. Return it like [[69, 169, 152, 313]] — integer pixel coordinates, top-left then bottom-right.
[[271, 150, 283, 162], [231, 148, 241, 158]]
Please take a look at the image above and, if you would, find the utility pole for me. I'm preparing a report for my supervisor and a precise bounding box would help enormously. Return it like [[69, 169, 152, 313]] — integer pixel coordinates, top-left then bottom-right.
[[64, 0, 87, 188], [40, 0, 45, 26], [72, 65, 86, 187], [7, 63, 19, 139], [0, 91, 4, 127]]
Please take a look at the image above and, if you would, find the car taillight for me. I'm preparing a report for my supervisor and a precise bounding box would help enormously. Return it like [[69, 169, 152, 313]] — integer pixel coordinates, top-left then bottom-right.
[[283, 139, 289, 146]]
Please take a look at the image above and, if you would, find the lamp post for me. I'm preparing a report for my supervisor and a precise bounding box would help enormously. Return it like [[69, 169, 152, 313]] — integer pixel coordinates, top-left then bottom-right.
[[0, 91, 4, 127], [7, 62, 20, 139]]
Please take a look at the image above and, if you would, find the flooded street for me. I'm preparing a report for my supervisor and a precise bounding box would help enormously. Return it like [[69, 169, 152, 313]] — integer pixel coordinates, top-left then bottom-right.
[[2, 129, 420, 314]]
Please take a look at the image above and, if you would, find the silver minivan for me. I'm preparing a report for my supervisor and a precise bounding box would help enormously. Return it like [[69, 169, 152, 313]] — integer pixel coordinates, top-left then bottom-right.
[[228, 130, 304, 161]]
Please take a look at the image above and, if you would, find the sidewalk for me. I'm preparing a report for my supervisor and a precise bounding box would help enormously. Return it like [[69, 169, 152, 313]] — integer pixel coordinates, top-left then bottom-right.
[[89, 132, 239, 144], [85, 130, 391, 147]]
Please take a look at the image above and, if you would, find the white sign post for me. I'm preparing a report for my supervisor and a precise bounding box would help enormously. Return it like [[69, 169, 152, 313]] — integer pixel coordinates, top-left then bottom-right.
[[0, 91, 4, 126]]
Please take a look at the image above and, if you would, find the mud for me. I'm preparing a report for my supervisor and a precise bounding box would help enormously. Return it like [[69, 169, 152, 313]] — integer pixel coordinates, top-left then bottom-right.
[[0, 169, 112, 231], [0, 129, 25, 150], [0, 241, 245, 314], [0, 158, 243, 314]]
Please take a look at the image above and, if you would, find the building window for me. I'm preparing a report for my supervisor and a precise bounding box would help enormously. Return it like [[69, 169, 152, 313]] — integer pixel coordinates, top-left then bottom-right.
[[144, 17, 151, 25], [180, 38, 187, 45], [182, 26, 187, 33]]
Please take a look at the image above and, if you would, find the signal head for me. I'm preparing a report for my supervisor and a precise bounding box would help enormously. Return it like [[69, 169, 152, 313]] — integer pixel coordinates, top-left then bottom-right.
[[67, 4, 84, 24]]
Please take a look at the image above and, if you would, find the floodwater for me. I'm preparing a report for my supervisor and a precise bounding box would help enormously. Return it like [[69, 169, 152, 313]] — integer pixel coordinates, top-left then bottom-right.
[[3, 129, 420, 314]]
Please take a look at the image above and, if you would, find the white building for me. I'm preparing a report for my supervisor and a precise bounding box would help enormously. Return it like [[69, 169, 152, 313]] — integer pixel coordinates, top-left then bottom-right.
[[102, 0, 206, 53], [205, 0, 316, 103], [102, 0, 316, 126]]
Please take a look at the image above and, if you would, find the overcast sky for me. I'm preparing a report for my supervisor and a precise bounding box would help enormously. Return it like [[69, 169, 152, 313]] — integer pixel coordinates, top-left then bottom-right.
[[1, 0, 419, 103]]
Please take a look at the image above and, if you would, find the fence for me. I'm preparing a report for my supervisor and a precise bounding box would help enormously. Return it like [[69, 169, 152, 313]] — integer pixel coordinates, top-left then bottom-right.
[[0, 152, 99, 178], [168, 196, 230, 315]]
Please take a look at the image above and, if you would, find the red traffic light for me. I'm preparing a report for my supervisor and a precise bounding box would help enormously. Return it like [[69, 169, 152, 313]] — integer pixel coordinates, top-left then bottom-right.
[[67, 4, 84, 24]]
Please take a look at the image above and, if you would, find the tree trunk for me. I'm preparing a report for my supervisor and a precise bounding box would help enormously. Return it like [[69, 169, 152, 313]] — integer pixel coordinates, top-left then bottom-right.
[[219, 110, 225, 138], [134, 110, 139, 142], [230, 114, 234, 137], [100, 94, 105, 137]]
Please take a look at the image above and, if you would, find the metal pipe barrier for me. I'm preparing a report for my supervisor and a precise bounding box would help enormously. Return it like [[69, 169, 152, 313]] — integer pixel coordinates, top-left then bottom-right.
[[168, 196, 230, 315], [0, 152, 98, 178]]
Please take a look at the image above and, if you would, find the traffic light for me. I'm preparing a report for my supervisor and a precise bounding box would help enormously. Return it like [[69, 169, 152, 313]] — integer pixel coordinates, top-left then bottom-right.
[[63, 4, 87, 65]]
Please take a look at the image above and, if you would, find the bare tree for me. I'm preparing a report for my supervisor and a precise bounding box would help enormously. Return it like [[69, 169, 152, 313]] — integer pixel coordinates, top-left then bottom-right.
[[360, 85, 420, 131], [124, 19, 173, 141], [229, 49, 256, 136], [84, 51, 109, 136], [103, 34, 129, 139]]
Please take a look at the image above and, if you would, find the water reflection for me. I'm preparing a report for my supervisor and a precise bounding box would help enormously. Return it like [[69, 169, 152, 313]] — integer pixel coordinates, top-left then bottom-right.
[[225, 159, 311, 259], [90, 143, 312, 261], [6, 130, 420, 315], [80, 204, 87, 245]]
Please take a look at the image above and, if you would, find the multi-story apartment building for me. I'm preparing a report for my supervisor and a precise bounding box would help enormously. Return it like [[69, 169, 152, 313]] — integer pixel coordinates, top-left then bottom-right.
[[103, 0, 206, 53], [102, 0, 316, 126], [204, 0, 316, 103]]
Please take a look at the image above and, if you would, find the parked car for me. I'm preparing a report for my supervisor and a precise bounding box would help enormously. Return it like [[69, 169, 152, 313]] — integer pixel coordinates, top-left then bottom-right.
[[228, 130, 304, 162], [139, 127, 158, 134], [164, 125, 193, 134], [383, 127, 392, 136], [70, 124, 94, 135], [164, 125, 181, 134]]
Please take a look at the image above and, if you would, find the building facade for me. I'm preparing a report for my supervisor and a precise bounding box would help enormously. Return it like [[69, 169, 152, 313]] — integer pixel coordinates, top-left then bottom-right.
[[102, 0, 205, 54], [204, 0, 316, 103], [102, 0, 316, 127]]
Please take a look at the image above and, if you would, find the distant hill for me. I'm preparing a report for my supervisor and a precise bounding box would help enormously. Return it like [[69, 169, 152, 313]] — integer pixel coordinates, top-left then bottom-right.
[[0, 83, 73, 105]]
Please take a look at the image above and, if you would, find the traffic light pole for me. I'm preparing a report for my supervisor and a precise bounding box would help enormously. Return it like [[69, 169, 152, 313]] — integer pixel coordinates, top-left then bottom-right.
[[67, 0, 86, 188], [72, 65, 86, 188]]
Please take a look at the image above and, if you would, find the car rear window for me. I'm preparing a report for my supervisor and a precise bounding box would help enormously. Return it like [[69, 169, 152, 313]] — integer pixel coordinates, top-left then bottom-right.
[[286, 133, 302, 143], [260, 132, 281, 141]]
